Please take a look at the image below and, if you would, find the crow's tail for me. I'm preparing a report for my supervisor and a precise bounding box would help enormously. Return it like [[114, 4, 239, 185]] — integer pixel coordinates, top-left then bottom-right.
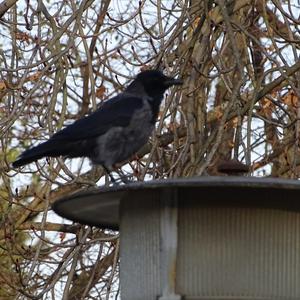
[[12, 140, 72, 168]]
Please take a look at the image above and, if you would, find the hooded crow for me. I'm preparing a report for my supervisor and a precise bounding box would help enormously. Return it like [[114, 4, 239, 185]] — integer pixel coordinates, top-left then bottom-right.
[[12, 70, 183, 180]]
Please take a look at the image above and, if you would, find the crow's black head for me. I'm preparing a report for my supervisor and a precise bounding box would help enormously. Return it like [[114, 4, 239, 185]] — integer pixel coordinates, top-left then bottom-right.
[[128, 70, 183, 99]]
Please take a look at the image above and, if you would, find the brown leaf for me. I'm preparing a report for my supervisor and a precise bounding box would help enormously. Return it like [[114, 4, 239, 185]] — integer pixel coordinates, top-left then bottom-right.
[[282, 91, 298, 108], [96, 86, 106, 99], [0, 81, 7, 91], [140, 65, 150, 72], [15, 32, 30, 43], [28, 71, 42, 82], [260, 98, 274, 117], [59, 232, 66, 242], [111, 52, 119, 59], [168, 121, 180, 132]]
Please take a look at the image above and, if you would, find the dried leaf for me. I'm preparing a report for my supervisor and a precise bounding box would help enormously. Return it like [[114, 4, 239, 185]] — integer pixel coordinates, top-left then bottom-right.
[[282, 91, 298, 108], [28, 71, 42, 82], [96, 86, 106, 99], [59, 232, 66, 242], [15, 32, 30, 43], [140, 65, 150, 72], [260, 98, 274, 117], [0, 81, 7, 91]]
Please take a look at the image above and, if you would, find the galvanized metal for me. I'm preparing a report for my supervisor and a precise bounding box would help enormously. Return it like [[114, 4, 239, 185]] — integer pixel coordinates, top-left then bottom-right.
[[158, 189, 181, 300], [52, 176, 300, 229], [52, 176, 300, 300]]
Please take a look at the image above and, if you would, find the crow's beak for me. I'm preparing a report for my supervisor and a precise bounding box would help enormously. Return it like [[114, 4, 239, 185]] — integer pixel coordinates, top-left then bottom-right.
[[164, 77, 183, 87]]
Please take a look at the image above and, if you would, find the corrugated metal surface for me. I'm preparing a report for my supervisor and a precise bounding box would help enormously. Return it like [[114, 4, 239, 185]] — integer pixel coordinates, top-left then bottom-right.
[[53, 177, 300, 299], [109, 180, 300, 300], [177, 202, 300, 299], [120, 191, 161, 300], [120, 195, 300, 300]]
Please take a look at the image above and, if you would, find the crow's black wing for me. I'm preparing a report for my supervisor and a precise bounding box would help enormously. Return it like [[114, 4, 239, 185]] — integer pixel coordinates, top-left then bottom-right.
[[12, 94, 145, 167], [51, 93, 144, 141]]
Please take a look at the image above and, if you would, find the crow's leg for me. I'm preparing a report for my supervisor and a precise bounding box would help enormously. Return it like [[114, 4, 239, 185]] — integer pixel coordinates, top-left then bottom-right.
[[102, 165, 118, 184], [102, 166, 134, 185], [116, 169, 134, 184]]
